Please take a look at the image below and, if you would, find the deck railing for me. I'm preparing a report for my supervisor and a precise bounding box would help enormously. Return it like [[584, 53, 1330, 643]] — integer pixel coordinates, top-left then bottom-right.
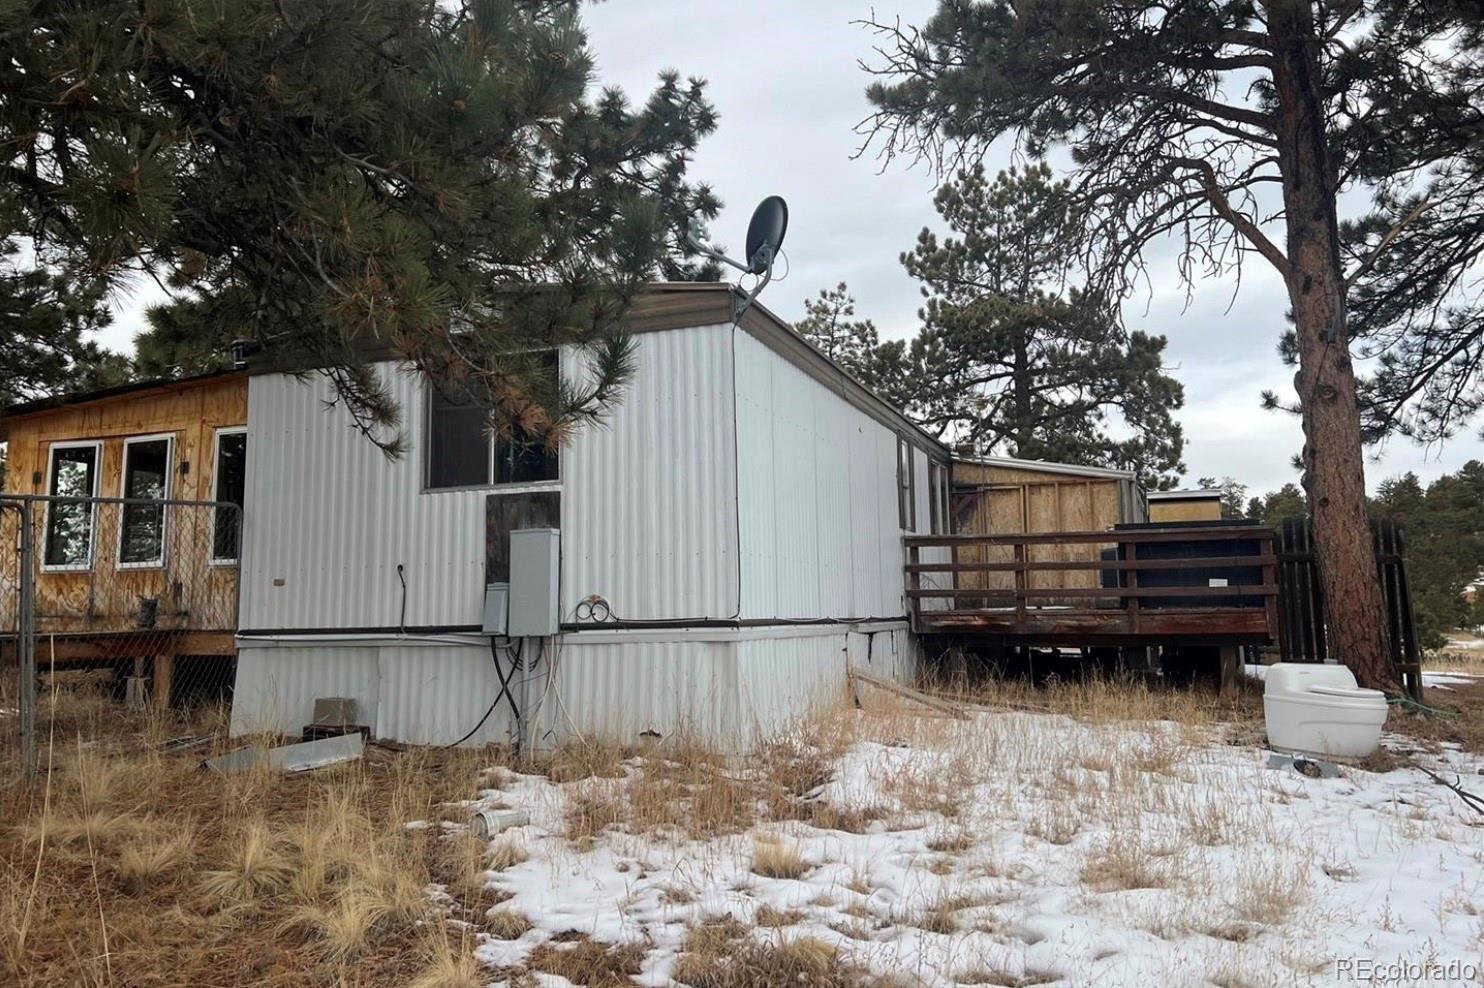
[[904, 524, 1279, 642]]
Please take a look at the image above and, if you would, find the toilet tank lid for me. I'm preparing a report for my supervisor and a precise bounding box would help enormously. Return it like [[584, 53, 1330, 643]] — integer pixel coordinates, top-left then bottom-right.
[[1264, 662, 1360, 698], [1307, 683, 1386, 701]]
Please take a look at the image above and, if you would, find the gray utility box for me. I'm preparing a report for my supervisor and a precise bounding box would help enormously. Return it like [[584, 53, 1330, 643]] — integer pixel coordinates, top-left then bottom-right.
[[509, 528, 560, 637], [482, 582, 510, 635]]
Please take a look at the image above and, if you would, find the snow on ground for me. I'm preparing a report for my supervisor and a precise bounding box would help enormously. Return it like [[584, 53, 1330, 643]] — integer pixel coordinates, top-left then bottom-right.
[[458, 709, 1484, 987]]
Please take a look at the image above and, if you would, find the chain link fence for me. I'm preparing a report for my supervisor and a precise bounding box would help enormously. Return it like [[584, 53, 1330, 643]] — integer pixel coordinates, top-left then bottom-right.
[[2, 494, 240, 785]]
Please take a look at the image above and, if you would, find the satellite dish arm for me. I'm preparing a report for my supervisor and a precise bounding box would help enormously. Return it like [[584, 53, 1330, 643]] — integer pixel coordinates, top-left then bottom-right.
[[731, 244, 776, 322], [684, 224, 751, 274]]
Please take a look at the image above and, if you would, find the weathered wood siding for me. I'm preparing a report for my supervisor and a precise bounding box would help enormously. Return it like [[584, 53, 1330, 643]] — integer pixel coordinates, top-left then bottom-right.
[[0, 375, 247, 635], [950, 460, 1135, 594], [1149, 497, 1223, 523]]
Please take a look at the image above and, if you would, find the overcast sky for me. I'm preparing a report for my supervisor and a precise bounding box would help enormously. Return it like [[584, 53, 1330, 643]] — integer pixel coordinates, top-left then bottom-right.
[[97, 1, 1484, 497]]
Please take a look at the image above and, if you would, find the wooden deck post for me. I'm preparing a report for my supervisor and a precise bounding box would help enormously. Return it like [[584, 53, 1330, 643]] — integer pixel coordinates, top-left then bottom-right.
[[907, 542, 922, 629], [1126, 542, 1140, 634], [152, 651, 175, 710], [1013, 541, 1028, 631], [1218, 645, 1242, 696]]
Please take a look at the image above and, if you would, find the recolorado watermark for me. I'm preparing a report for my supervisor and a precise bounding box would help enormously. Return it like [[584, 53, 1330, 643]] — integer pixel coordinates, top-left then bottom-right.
[[1335, 956, 1480, 983]]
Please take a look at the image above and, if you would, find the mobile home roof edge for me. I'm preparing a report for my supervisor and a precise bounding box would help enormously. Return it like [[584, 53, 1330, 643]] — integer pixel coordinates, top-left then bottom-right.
[[1147, 489, 1224, 500], [0, 284, 948, 458], [0, 369, 246, 423], [952, 454, 1137, 481]]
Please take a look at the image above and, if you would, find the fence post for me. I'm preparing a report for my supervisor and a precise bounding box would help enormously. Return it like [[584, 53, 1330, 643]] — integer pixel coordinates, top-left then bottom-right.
[[17, 499, 37, 782]]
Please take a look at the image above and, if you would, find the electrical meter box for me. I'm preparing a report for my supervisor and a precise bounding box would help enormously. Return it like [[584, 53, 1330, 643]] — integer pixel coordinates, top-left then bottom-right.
[[481, 583, 509, 635], [508, 528, 560, 637]]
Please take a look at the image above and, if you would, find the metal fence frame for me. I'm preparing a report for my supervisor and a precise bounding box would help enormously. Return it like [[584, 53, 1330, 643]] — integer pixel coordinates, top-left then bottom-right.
[[2, 493, 242, 781]]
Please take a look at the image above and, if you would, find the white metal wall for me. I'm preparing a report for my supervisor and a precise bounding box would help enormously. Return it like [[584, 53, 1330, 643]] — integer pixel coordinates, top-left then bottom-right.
[[232, 639, 514, 746], [231, 624, 918, 751], [240, 324, 739, 631], [733, 331, 910, 621], [560, 323, 739, 622]]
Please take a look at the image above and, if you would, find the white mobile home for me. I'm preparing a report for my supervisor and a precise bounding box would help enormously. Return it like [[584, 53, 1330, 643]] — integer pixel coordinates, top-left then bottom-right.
[[229, 284, 951, 749]]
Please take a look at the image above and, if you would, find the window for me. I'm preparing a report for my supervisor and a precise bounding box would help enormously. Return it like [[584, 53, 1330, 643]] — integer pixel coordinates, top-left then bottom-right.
[[211, 429, 247, 564], [426, 359, 560, 491], [43, 441, 101, 569], [928, 462, 950, 535], [897, 437, 916, 532], [118, 435, 173, 567], [428, 385, 493, 489]]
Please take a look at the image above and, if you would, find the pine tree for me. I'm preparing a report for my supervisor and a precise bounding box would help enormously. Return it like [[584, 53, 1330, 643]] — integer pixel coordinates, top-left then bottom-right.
[[1197, 477, 1249, 518], [1246, 483, 1308, 526], [1, 0, 719, 453], [796, 283, 883, 371], [793, 283, 911, 402], [857, 0, 1480, 690], [0, 241, 131, 405], [897, 164, 1185, 487], [1372, 463, 1484, 649]]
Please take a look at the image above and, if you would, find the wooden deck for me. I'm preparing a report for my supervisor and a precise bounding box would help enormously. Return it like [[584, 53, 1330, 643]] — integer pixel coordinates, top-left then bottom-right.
[[906, 525, 1279, 646]]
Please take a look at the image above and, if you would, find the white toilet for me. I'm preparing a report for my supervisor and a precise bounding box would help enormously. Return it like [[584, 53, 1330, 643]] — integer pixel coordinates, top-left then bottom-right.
[[1263, 663, 1388, 759]]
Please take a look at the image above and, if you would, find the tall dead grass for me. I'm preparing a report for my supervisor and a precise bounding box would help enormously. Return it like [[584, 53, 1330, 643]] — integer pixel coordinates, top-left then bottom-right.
[[0, 687, 496, 987]]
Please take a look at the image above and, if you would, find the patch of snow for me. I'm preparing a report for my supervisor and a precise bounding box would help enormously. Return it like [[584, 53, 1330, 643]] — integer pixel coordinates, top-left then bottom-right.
[[466, 712, 1484, 987], [1423, 672, 1479, 687]]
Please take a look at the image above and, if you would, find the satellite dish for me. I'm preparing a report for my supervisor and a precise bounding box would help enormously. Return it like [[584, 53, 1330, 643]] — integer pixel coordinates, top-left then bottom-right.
[[744, 196, 788, 275], [685, 196, 789, 320]]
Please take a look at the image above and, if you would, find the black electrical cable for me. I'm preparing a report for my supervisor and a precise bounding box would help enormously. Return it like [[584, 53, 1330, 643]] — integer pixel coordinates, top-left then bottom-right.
[[396, 564, 407, 635], [443, 636, 523, 749]]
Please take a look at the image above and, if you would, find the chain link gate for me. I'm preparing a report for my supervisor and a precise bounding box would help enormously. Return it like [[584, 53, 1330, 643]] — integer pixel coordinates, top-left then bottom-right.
[[1, 494, 240, 784]]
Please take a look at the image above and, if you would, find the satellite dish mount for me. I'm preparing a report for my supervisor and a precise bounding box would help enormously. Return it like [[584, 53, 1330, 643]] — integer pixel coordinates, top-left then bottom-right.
[[686, 196, 789, 321]]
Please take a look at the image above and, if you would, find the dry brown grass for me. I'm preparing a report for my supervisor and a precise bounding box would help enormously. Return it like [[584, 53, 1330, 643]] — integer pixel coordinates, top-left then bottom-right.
[[486, 906, 534, 940], [1079, 837, 1178, 892], [0, 683, 503, 988], [750, 838, 810, 880], [524, 936, 647, 988], [407, 931, 485, 988], [672, 924, 879, 988], [925, 669, 1265, 728], [1388, 679, 1484, 754], [1428, 636, 1484, 676], [754, 904, 804, 927]]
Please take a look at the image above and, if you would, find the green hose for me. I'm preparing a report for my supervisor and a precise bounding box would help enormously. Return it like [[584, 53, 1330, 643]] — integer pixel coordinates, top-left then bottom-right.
[[1386, 692, 1450, 717]]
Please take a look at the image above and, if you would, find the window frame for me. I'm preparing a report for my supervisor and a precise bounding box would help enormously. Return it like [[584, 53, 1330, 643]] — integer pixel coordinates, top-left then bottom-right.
[[40, 439, 103, 573], [114, 433, 175, 570], [209, 426, 248, 567], [896, 437, 917, 533], [928, 460, 951, 535], [421, 375, 563, 495]]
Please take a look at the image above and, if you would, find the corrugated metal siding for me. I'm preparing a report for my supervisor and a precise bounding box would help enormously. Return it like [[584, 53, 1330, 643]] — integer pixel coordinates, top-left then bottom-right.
[[376, 644, 514, 745], [735, 634, 850, 739], [735, 625, 918, 739], [242, 369, 487, 630], [532, 638, 740, 746], [734, 332, 908, 620], [231, 640, 513, 745], [230, 626, 917, 750], [230, 646, 380, 736], [241, 324, 739, 630], [561, 324, 739, 621]]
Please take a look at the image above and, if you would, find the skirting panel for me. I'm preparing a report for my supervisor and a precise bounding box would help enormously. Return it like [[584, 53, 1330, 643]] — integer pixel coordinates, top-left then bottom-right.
[[231, 624, 920, 750]]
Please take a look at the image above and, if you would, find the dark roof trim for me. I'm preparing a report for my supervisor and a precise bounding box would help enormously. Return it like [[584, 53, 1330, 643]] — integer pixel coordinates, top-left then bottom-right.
[[0, 369, 245, 422], [1148, 489, 1224, 501], [953, 454, 1137, 482], [247, 282, 951, 458], [2, 286, 943, 456]]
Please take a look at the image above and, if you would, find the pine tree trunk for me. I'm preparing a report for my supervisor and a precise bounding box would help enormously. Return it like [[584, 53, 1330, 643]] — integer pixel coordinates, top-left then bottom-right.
[[1267, 1, 1398, 691], [1012, 331, 1032, 455]]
